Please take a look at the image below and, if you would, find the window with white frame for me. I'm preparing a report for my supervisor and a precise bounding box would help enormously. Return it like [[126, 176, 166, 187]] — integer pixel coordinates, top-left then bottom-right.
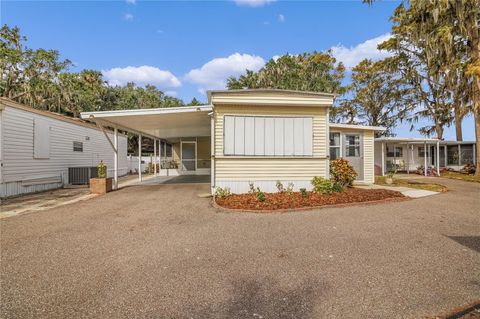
[[223, 116, 313, 156], [329, 132, 340, 160], [345, 134, 361, 157], [386, 145, 403, 157]]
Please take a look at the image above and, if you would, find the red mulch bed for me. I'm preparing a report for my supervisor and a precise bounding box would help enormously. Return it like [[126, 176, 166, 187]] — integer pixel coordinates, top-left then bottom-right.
[[215, 188, 405, 211]]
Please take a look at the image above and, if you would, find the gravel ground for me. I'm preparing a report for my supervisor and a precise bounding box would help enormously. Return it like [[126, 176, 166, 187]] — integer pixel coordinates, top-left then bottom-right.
[[1, 177, 479, 318]]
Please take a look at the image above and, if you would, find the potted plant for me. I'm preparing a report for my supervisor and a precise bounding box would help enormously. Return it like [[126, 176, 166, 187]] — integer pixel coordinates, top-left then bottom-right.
[[385, 170, 396, 185], [89, 160, 113, 194]]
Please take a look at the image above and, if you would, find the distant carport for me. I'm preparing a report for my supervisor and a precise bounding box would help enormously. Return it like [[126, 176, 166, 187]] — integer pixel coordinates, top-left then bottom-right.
[[80, 105, 213, 189]]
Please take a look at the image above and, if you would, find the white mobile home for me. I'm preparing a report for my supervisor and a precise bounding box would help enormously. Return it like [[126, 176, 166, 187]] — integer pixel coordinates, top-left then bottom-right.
[[0, 98, 128, 198], [374, 137, 476, 175], [81, 89, 385, 194]]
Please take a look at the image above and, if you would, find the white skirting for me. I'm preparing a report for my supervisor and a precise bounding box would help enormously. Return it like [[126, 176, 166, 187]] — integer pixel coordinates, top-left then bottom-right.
[[215, 180, 313, 194]]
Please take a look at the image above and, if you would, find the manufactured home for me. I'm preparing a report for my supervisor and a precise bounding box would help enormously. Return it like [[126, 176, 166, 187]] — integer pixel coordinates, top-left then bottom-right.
[[81, 89, 384, 194], [374, 137, 476, 175], [0, 98, 128, 198]]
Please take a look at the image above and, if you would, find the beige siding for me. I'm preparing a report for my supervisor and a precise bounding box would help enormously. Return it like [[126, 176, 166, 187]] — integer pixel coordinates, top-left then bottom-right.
[[363, 130, 375, 183], [213, 104, 328, 192]]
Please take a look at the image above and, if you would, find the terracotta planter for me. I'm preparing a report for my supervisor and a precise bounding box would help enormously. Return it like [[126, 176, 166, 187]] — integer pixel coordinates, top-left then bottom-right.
[[89, 177, 113, 194]]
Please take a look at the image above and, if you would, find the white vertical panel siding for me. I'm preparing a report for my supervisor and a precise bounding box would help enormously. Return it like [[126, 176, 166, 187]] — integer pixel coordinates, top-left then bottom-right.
[[264, 118, 275, 156], [274, 117, 284, 156], [284, 118, 294, 156], [254, 117, 265, 156], [0, 105, 128, 198], [244, 117, 255, 155], [303, 117, 313, 156], [223, 116, 235, 155], [234, 117, 245, 155]]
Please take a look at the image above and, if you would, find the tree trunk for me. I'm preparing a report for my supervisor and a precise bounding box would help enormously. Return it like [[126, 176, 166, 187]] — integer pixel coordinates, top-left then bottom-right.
[[472, 2, 480, 176], [453, 102, 463, 141], [436, 124, 444, 140]]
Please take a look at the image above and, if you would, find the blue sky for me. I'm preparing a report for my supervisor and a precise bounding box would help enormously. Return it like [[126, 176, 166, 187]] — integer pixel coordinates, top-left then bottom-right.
[[1, 0, 475, 140]]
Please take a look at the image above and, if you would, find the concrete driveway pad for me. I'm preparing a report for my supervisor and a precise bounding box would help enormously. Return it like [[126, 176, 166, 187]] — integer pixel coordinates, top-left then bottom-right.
[[1, 178, 479, 318]]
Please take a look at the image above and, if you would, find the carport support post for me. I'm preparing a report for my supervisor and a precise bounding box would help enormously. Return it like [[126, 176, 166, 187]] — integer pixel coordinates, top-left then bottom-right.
[[381, 141, 385, 176], [406, 142, 410, 174], [436, 140, 440, 176], [114, 127, 118, 190], [138, 134, 142, 182], [154, 138, 157, 176], [424, 142, 427, 176]]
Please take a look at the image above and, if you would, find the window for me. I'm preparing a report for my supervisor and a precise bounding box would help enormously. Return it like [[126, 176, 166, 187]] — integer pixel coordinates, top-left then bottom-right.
[[447, 145, 459, 165], [34, 118, 50, 159], [166, 143, 172, 157], [460, 145, 473, 165], [73, 141, 83, 152], [418, 146, 426, 157], [224, 116, 313, 156], [329, 132, 340, 160], [386, 145, 403, 157], [345, 135, 360, 157]]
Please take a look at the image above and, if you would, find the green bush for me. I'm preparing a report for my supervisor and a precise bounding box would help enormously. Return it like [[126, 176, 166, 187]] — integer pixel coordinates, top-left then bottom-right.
[[332, 183, 344, 193], [311, 177, 344, 194], [215, 187, 231, 198], [97, 160, 107, 178], [256, 191, 266, 202], [330, 158, 358, 187], [299, 188, 308, 198]]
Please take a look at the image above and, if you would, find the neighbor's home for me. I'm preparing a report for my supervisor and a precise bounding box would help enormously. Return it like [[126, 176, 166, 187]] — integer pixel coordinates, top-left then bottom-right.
[[374, 137, 476, 176], [81, 89, 384, 194], [0, 98, 128, 198]]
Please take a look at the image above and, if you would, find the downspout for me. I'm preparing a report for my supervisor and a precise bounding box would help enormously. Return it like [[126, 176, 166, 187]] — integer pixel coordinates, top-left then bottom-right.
[[209, 111, 215, 195], [325, 107, 330, 179]]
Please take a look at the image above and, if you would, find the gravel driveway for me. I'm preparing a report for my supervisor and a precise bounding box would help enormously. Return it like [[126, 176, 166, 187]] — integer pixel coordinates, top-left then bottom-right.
[[1, 178, 479, 318]]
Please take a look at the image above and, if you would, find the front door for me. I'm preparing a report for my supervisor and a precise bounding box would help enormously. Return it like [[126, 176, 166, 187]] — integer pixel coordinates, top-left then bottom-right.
[[181, 141, 196, 174], [343, 133, 364, 180]]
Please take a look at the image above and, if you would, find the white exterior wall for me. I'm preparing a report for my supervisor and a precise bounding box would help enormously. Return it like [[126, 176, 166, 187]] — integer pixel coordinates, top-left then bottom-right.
[[0, 105, 128, 198]]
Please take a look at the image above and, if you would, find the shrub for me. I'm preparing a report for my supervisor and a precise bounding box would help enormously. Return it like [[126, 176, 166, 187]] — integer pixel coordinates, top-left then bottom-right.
[[276, 180, 285, 192], [462, 163, 476, 175], [332, 183, 344, 193], [330, 158, 357, 187], [299, 188, 308, 198], [256, 191, 266, 202], [311, 177, 336, 194], [248, 182, 256, 194], [97, 160, 107, 178], [215, 187, 231, 198], [286, 182, 294, 194]]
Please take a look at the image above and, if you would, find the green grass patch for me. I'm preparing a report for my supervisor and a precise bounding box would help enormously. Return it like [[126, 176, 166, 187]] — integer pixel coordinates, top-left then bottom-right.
[[375, 176, 447, 192]]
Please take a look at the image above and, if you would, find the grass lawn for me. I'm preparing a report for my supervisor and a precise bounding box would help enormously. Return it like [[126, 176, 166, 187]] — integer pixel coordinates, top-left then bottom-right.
[[375, 176, 448, 192], [441, 171, 480, 183]]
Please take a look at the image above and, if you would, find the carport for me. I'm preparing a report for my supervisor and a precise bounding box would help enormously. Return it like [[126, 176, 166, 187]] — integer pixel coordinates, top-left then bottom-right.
[[80, 105, 213, 190]]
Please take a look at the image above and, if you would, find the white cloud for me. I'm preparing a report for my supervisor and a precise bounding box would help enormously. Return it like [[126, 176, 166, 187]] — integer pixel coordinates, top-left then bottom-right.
[[185, 53, 265, 93], [124, 13, 134, 21], [103, 66, 181, 89], [233, 0, 276, 7], [330, 33, 392, 69], [277, 14, 285, 22], [125, 0, 136, 4]]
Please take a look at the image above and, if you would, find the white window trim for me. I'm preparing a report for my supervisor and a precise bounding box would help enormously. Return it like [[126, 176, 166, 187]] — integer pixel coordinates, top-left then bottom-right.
[[329, 131, 342, 159]]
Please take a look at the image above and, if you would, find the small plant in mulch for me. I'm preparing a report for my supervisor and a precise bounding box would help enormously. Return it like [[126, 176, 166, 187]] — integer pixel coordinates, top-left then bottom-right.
[[215, 186, 231, 198], [275, 180, 285, 193], [286, 182, 294, 194], [461, 163, 476, 175], [330, 158, 358, 187], [311, 177, 343, 194], [299, 188, 308, 198], [256, 191, 266, 202]]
